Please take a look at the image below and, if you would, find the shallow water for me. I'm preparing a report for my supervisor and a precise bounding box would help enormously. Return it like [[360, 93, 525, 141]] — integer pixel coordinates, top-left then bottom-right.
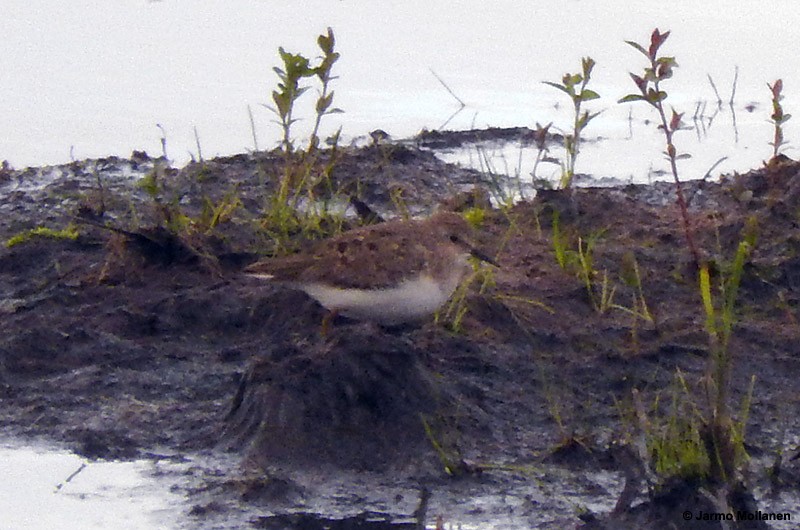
[[0, 442, 185, 530], [0, 437, 625, 529], [2, 1, 799, 185]]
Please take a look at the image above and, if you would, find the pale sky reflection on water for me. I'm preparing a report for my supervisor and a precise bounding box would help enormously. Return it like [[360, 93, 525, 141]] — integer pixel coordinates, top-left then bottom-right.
[[1, 0, 798, 183]]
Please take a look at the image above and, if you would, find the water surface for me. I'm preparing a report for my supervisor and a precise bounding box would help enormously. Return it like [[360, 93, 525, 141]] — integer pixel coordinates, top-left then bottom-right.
[[2, 1, 798, 184], [0, 442, 184, 530]]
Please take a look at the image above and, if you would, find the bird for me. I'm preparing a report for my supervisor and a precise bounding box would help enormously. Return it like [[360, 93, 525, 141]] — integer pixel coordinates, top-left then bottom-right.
[[244, 211, 496, 328]]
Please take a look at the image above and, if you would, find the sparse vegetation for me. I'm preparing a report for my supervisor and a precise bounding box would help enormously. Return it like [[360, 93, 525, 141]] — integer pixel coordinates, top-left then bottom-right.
[[767, 79, 791, 160], [530, 121, 553, 186], [619, 29, 700, 266], [436, 257, 496, 333], [696, 219, 757, 483], [133, 159, 241, 270], [617, 29, 760, 500], [544, 57, 601, 189], [267, 27, 342, 154], [258, 27, 347, 255]]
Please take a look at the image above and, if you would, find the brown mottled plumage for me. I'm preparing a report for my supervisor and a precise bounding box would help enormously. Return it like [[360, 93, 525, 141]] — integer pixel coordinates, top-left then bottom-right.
[[244, 212, 495, 325]]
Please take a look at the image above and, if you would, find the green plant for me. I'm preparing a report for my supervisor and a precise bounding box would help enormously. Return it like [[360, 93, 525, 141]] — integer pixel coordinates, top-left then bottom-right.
[[633, 368, 755, 486], [551, 216, 618, 313], [257, 29, 346, 255], [267, 27, 342, 154], [767, 79, 791, 160], [619, 29, 700, 266], [530, 121, 552, 186], [5, 225, 79, 248], [544, 57, 601, 189], [619, 252, 653, 323], [645, 371, 710, 480], [435, 261, 496, 333], [696, 219, 756, 482], [129, 159, 244, 272], [615, 252, 655, 350], [551, 210, 570, 269], [258, 159, 346, 256], [308, 28, 342, 152], [575, 235, 617, 313], [269, 49, 313, 154], [628, 221, 756, 492], [474, 144, 516, 207], [420, 413, 465, 476], [138, 161, 240, 236]]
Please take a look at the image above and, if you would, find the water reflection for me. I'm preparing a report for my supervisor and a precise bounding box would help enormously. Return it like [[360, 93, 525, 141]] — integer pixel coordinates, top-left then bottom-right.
[[0, 442, 183, 530], [1, 0, 798, 182]]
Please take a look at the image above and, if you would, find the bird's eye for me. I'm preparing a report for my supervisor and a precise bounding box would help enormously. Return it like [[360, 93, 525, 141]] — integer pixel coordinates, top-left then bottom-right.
[[449, 234, 459, 243]]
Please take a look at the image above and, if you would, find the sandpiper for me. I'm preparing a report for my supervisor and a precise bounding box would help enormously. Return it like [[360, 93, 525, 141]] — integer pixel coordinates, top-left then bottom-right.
[[244, 211, 496, 326]]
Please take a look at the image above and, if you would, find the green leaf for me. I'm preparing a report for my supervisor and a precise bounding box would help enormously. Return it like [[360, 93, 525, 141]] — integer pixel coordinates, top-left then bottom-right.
[[618, 94, 645, 103], [625, 40, 649, 57], [318, 27, 335, 54], [564, 73, 583, 88], [581, 57, 596, 78], [646, 89, 667, 104], [272, 91, 290, 118], [543, 81, 571, 96], [586, 110, 602, 122], [656, 57, 677, 80], [316, 92, 334, 113], [657, 56, 677, 68], [699, 264, 717, 337], [580, 89, 601, 101], [295, 86, 310, 98], [576, 110, 601, 130]]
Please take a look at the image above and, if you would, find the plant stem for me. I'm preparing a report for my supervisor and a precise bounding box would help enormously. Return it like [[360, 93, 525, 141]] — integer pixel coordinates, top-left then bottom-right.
[[652, 76, 701, 266]]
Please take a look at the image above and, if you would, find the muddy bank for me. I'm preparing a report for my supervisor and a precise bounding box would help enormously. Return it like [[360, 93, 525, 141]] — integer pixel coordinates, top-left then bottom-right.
[[1, 132, 800, 528]]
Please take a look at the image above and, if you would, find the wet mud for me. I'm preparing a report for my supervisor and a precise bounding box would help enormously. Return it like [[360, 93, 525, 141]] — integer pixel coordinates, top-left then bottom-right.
[[2, 129, 800, 528]]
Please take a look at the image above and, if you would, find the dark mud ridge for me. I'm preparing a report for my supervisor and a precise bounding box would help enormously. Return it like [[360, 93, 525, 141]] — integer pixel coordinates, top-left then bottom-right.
[[2, 134, 800, 529]]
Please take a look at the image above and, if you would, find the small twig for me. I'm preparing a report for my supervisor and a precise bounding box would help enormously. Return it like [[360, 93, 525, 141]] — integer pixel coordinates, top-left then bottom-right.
[[693, 102, 703, 141], [729, 67, 741, 145], [247, 104, 259, 152], [708, 74, 723, 108], [699, 101, 709, 136], [437, 105, 465, 131], [702, 157, 728, 181], [54, 462, 87, 492], [156, 123, 168, 159], [706, 103, 720, 131], [626, 107, 633, 140], [686, 157, 729, 207], [193, 126, 203, 163], [430, 68, 466, 108], [729, 66, 739, 106]]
